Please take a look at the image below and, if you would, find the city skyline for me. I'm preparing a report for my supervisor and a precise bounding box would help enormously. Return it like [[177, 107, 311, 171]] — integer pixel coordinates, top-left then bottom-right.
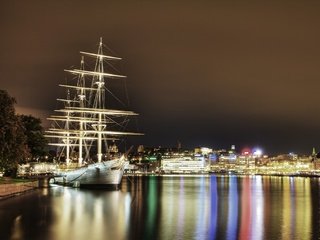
[[1, 1, 320, 155]]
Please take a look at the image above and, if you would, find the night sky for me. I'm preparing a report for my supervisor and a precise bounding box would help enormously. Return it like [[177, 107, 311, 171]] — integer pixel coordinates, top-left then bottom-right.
[[1, 1, 320, 155]]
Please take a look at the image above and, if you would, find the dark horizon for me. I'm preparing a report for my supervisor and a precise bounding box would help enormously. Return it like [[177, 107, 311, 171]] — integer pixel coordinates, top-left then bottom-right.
[[2, 1, 320, 156]]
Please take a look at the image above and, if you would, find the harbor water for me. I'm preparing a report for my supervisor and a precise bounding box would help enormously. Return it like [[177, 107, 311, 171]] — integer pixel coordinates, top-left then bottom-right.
[[1, 175, 320, 239]]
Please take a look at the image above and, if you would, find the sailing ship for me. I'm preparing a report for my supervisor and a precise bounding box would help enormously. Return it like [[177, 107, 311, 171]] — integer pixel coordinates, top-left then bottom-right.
[[45, 38, 142, 188]]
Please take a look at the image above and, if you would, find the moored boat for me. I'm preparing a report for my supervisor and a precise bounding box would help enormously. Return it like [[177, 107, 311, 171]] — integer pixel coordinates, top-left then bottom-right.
[[45, 38, 142, 188]]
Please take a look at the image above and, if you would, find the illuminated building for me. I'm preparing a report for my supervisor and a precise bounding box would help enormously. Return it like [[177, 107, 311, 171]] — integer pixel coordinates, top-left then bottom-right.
[[161, 157, 208, 173]]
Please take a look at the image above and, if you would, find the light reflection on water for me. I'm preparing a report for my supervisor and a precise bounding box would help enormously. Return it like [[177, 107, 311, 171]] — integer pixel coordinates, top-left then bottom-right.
[[0, 175, 319, 239], [48, 186, 131, 240], [227, 176, 238, 240]]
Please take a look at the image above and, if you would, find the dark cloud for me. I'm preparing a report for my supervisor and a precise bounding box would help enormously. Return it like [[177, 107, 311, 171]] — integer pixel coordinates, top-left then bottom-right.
[[1, 0, 320, 154]]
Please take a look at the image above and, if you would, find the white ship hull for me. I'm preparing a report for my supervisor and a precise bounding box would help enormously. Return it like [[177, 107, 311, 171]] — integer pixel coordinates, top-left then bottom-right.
[[53, 158, 126, 188]]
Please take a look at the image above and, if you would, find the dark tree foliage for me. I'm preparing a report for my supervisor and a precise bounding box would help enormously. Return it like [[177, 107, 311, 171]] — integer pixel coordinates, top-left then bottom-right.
[[0, 90, 29, 175], [19, 114, 47, 160]]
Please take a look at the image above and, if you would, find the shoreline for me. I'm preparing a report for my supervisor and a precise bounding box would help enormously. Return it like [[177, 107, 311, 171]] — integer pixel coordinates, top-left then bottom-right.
[[124, 172, 320, 178], [0, 179, 38, 200], [1, 171, 319, 200]]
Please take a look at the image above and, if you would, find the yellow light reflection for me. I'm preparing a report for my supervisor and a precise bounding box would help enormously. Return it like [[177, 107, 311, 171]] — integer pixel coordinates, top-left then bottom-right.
[[295, 178, 311, 239], [281, 177, 291, 239], [50, 187, 130, 240]]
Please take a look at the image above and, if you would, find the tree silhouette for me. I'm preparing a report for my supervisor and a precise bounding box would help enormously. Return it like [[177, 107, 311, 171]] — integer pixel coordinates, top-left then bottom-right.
[[19, 114, 47, 161], [0, 90, 29, 175]]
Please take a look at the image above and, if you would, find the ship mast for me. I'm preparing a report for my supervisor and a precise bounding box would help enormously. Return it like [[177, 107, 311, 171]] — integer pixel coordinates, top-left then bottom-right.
[[77, 56, 86, 165], [97, 38, 105, 162], [65, 90, 71, 164]]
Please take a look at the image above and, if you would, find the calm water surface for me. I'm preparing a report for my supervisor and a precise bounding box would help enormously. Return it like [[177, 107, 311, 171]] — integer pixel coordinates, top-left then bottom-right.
[[1, 175, 320, 240]]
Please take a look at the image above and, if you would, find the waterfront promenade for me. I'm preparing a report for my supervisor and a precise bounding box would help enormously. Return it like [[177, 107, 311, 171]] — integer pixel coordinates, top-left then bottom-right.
[[0, 178, 38, 200]]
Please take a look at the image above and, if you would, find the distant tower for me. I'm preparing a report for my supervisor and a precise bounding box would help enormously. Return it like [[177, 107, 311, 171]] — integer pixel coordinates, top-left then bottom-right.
[[177, 141, 181, 151], [312, 147, 316, 156], [231, 145, 235, 152], [312, 147, 317, 161], [137, 145, 144, 154]]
